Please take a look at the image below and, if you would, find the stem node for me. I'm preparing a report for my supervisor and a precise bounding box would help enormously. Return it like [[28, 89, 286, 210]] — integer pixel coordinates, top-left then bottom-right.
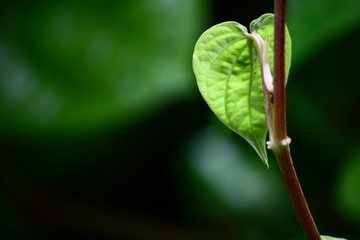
[[281, 137, 291, 146]]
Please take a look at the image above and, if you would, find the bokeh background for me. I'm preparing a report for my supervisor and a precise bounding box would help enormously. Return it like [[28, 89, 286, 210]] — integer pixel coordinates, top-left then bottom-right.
[[1, 0, 360, 239]]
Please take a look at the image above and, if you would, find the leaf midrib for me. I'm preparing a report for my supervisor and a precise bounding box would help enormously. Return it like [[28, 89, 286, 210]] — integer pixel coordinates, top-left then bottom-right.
[[248, 41, 266, 162]]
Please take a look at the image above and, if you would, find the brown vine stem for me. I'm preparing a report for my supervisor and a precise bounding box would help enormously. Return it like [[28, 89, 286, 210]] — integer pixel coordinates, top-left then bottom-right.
[[273, 0, 321, 240]]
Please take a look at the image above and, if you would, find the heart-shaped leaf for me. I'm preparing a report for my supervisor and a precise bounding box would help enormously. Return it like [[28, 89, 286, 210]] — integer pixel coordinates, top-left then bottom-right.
[[321, 235, 348, 240], [192, 14, 291, 166]]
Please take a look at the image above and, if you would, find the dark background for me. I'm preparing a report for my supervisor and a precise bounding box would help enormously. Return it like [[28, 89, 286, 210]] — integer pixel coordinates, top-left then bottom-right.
[[0, 0, 359, 239]]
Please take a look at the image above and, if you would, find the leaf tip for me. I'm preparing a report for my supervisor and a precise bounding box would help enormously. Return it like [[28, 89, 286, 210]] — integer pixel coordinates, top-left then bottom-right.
[[256, 147, 269, 168]]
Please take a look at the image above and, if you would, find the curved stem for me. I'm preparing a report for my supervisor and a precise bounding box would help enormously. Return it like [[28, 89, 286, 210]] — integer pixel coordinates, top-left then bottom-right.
[[246, 33, 275, 145], [273, 0, 321, 239], [273, 146, 321, 240]]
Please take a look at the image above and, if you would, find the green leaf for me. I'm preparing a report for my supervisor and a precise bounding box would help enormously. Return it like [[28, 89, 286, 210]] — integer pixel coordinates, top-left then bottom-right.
[[192, 14, 291, 166], [321, 235, 348, 240], [250, 14, 292, 83]]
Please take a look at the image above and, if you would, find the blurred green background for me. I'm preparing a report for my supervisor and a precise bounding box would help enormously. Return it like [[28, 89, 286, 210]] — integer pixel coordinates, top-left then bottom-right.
[[0, 0, 359, 239]]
